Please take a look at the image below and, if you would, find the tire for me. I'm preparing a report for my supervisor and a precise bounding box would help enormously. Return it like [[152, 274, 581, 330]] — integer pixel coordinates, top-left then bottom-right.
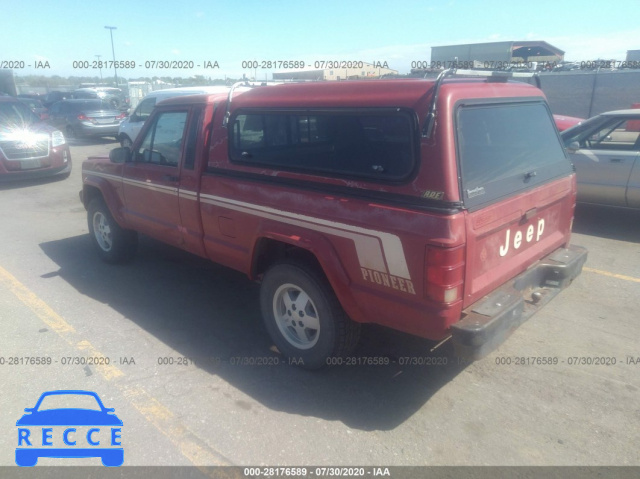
[[87, 197, 137, 263], [120, 135, 133, 148], [260, 262, 360, 369]]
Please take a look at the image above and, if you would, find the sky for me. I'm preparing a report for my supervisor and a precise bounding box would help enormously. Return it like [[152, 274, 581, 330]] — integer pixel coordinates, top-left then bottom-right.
[[3, 0, 640, 81]]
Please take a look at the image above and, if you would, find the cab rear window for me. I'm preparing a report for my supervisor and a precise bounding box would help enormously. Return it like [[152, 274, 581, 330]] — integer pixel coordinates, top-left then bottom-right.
[[456, 101, 572, 209], [229, 109, 416, 181]]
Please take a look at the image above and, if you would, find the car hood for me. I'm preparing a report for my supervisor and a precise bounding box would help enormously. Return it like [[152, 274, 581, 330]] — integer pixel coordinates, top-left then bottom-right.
[[16, 409, 123, 426]]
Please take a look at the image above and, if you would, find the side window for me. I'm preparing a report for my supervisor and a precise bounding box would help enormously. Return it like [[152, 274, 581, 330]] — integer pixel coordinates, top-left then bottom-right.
[[133, 111, 188, 167], [136, 98, 156, 121], [585, 119, 640, 150], [229, 110, 415, 180]]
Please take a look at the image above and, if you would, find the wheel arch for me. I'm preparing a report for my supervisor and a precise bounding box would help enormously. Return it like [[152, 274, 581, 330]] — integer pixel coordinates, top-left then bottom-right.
[[81, 178, 127, 227], [250, 232, 366, 324]]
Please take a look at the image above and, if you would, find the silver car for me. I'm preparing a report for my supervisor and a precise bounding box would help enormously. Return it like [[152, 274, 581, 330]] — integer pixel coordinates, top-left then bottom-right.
[[562, 109, 640, 209], [47, 99, 126, 140]]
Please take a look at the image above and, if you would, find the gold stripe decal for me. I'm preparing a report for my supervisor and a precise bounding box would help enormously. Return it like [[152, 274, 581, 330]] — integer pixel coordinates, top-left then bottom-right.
[[200, 193, 411, 280]]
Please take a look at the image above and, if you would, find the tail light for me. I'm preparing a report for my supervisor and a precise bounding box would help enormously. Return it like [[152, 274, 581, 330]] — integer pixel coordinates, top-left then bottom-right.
[[77, 114, 89, 121], [116, 112, 127, 120], [425, 245, 465, 303]]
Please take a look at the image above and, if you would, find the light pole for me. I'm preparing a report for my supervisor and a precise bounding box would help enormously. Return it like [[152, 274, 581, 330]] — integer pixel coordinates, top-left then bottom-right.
[[104, 26, 118, 87], [95, 55, 103, 82]]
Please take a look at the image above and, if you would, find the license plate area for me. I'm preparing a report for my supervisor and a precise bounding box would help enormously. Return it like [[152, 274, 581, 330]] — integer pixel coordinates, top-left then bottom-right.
[[20, 159, 42, 170]]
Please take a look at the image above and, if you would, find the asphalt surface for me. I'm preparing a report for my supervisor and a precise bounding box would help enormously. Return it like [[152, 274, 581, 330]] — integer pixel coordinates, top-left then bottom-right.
[[0, 138, 639, 472]]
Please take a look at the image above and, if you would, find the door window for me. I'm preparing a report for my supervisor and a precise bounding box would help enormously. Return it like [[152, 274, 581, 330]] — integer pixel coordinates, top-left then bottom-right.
[[133, 111, 188, 166]]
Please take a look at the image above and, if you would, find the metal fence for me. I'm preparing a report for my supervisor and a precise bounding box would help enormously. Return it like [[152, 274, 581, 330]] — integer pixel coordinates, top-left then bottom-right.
[[539, 70, 640, 118]]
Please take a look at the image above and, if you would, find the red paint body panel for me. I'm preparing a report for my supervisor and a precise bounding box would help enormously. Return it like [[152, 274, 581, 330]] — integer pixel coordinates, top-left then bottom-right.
[[553, 114, 584, 132]]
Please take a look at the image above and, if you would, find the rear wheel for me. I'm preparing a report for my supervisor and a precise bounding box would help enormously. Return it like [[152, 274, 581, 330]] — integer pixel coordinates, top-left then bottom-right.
[[260, 262, 360, 369], [87, 197, 137, 263]]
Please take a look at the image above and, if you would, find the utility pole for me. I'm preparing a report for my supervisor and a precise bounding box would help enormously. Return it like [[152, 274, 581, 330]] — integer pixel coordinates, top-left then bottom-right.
[[104, 26, 118, 86]]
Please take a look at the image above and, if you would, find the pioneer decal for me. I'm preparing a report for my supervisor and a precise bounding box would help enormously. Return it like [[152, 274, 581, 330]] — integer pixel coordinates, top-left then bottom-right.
[[360, 267, 416, 295], [499, 218, 545, 257]]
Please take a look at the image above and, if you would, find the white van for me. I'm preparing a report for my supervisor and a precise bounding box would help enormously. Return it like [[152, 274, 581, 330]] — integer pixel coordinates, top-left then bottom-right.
[[117, 86, 232, 147]]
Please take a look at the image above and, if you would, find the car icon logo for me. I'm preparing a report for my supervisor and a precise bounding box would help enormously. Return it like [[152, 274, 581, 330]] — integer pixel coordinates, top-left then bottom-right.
[[16, 390, 123, 467]]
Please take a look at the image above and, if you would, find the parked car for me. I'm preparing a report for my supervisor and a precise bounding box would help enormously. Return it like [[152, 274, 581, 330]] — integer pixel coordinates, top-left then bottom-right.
[[47, 99, 126, 140], [73, 88, 129, 111], [0, 96, 71, 181], [552, 61, 581, 72], [117, 86, 232, 147], [561, 109, 640, 209], [17, 97, 49, 120], [41, 91, 72, 108], [82, 74, 587, 369]]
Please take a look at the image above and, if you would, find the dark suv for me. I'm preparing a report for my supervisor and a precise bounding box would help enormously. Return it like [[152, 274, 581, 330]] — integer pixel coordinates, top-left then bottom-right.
[[0, 97, 71, 180]]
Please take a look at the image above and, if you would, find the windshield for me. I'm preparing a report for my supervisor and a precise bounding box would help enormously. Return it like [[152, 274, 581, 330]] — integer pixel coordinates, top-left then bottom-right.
[[457, 101, 572, 209], [0, 101, 40, 128], [36, 393, 102, 411]]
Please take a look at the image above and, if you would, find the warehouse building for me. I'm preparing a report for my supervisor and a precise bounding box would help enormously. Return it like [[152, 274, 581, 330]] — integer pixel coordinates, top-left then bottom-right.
[[431, 41, 565, 66]]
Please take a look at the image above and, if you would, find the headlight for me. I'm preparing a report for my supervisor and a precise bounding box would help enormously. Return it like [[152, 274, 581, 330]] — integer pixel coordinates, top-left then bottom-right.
[[51, 130, 66, 147]]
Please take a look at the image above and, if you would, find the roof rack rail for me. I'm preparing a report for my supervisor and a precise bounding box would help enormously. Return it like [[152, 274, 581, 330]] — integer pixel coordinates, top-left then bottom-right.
[[222, 79, 321, 127], [421, 68, 541, 138]]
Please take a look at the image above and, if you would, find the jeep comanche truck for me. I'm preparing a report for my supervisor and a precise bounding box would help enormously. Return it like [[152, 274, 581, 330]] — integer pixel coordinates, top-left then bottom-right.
[[81, 73, 587, 369]]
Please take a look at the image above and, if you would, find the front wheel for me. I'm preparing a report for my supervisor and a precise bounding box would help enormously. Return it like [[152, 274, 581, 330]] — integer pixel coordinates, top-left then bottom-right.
[[120, 135, 133, 148], [87, 197, 137, 263], [260, 262, 360, 369]]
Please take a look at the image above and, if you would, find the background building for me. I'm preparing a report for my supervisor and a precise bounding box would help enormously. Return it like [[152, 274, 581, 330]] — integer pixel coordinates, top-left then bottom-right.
[[431, 41, 565, 65], [627, 50, 640, 62]]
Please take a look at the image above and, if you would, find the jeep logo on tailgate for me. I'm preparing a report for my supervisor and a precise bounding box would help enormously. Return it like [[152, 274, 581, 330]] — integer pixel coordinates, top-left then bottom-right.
[[499, 218, 545, 257]]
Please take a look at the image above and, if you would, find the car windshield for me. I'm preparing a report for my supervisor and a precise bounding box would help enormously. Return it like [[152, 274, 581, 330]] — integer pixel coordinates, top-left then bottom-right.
[[0, 101, 40, 128], [561, 115, 615, 146], [562, 115, 640, 149], [36, 393, 102, 411]]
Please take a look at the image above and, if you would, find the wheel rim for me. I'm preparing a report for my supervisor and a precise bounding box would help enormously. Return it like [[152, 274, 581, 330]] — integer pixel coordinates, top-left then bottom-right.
[[92, 211, 113, 252], [272, 283, 320, 350]]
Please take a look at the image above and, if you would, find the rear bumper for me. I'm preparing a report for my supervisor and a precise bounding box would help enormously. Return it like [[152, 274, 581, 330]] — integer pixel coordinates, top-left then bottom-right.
[[451, 244, 588, 360], [76, 123, 121, 137]]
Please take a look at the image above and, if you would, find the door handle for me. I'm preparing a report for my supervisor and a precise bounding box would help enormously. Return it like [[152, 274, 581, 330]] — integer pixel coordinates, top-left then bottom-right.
[[610, 158, 624, 163], [162, 174, 179, 182]]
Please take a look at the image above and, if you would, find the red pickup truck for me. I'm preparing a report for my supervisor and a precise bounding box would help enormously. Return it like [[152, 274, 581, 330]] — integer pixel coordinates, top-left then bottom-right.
[[81, 73, 587, 368]]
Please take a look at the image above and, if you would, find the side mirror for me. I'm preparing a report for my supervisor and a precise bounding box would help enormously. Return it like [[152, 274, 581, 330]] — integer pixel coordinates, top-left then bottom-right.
[[109, 147, 131, 164], [24, 408, 34, 413], [567, 141, 580, 151]]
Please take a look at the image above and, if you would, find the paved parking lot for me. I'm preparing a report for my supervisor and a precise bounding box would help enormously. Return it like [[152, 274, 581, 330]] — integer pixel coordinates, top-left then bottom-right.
[[0, 138, 639, 470]]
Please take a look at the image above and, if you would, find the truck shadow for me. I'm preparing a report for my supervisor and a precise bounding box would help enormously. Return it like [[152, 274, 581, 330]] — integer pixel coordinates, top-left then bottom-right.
[[573, 204, 640, 243], [40, 234, 466, 431]]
